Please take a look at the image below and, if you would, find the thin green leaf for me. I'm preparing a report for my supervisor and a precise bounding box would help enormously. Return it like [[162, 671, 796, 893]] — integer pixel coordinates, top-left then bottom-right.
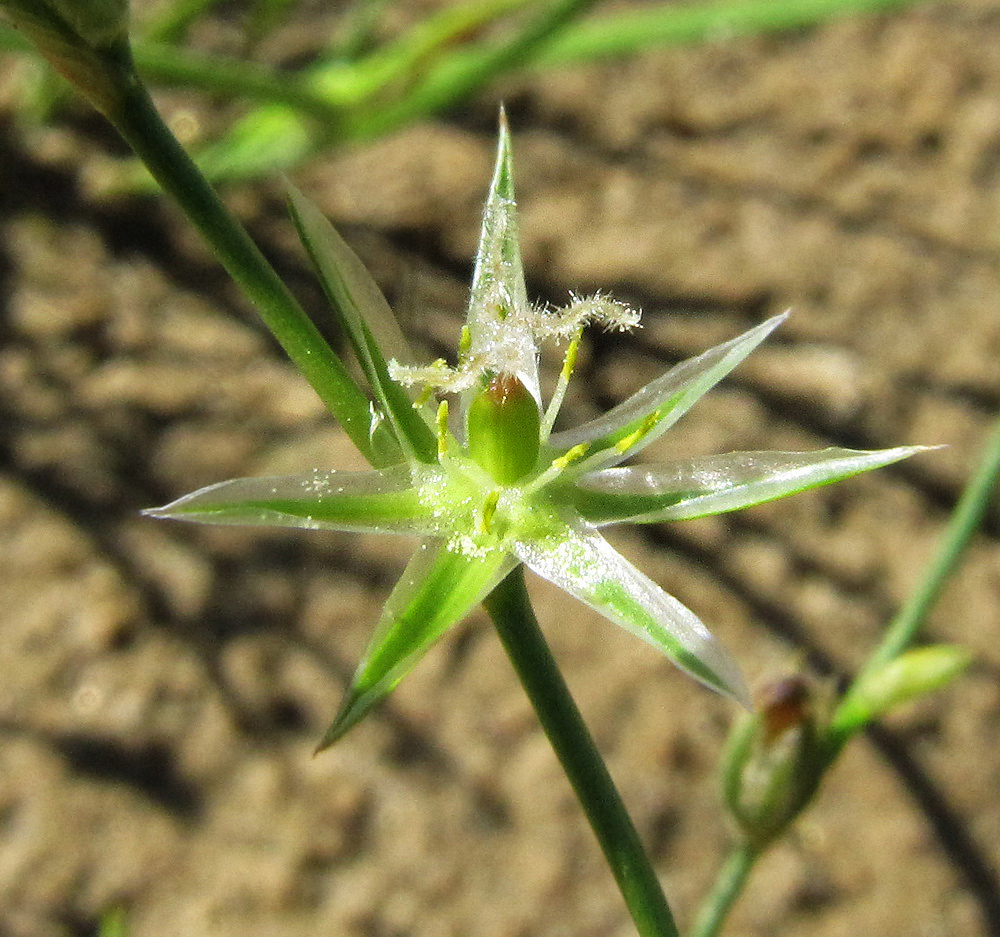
[[551, 313, 787, 471], [101, 56, 385, 467], [142, 0, 226, 43], [144, 465, 438, 534], [338, 0, 535, 104], [533, 0, 922, 66], [572, 446, 930, 525], [318, 539, 516, 747], [286, 183, 437, 465], [343, 0, 601, 143], [513, 523, 750, 706], [190, 106, 313, 182]]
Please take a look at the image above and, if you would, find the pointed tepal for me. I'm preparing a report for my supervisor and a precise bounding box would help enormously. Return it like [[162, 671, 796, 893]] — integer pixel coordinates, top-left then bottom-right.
[[463, 109, 541, 411]]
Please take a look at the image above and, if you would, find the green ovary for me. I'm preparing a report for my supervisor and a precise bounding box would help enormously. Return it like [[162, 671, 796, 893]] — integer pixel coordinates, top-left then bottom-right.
[[466, 373, 541, 484]]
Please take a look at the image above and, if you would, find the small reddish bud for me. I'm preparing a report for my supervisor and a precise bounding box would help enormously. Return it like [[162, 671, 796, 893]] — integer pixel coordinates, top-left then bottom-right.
[[760, 676, 812, 745]]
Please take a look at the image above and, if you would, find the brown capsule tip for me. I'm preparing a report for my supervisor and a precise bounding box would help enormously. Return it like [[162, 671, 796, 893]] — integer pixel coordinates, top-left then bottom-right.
[[484, 372, 525, 404], [758, 676, 811, 745]]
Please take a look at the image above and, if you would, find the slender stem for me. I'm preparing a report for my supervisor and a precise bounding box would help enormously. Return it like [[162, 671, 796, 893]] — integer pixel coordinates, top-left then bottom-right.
[[829, 413, 1000, 748], [860, 415, 1000, 675], [93, 43, 392, 466], [689, 842, 757, 937], [484, 568, 680, 937]]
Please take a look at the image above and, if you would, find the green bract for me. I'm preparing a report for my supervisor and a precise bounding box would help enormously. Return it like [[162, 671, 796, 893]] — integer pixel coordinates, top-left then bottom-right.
[[146, 114, 928, 749]]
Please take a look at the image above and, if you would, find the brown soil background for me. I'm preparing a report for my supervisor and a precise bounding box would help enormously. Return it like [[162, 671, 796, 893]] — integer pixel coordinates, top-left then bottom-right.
[[1, 2, 999, 935]]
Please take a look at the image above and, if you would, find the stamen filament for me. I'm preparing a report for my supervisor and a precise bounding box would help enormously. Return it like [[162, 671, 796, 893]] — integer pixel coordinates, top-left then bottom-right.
[[525, 442, 591, 494]]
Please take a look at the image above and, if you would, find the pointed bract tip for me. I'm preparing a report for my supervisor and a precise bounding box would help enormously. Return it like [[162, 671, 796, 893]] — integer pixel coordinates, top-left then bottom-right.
[[313, 717, 349, 754], [713, 662, 753, 712], [313, 689, 371, 753], [490, 108, 515, 200], [764, 308, 791, 332], [141, 501, 189, 521]]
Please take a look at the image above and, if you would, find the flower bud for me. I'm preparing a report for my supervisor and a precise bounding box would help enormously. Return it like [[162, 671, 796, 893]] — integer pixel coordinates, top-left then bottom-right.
[[831, 645, 970, 741], [466, 372, 541, 484], [721, 676, 826, 848]]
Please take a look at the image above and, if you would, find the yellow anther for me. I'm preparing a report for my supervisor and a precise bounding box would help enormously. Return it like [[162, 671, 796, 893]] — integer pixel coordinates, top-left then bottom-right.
[[551, 443, 590, 471], [436, 400, 450, 459], [459, 325, 472, 358], [414, 385, 434, 408], [614, 411, 660, 454], [561, 330, 582, 383], [480, 489, 500, 533]]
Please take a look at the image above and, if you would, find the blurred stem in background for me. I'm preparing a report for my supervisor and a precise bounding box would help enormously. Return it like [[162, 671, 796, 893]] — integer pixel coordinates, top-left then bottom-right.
[[1, 0, 928, 183]]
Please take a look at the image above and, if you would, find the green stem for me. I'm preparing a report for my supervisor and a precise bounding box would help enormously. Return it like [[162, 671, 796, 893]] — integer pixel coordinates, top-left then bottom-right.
[[689, 842, 757, 937], [830, 413, 1000, 747], [484, 568, 680, 937], [858, 416, 1000, 675], [94, 43, 392, 466]]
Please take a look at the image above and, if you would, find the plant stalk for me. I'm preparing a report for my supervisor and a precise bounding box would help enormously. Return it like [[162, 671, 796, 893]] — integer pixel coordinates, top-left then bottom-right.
[[856, 415, 1000, 677], [689, 841, 757, 937], [485, 567, 680, 937], [93, 42, 386, 464]]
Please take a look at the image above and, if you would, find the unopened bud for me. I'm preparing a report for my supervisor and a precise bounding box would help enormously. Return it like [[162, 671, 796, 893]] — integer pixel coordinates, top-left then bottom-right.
[[722, 676, 826, 848], [831, 645, 970, 742]]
